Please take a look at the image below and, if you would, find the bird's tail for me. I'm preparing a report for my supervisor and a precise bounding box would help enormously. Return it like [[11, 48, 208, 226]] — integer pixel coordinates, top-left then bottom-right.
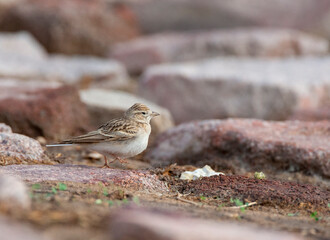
[[46, 143, 74, 147]]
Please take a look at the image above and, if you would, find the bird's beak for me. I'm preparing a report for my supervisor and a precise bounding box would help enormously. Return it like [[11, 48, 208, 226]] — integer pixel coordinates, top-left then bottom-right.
[[151, 111, 160, 117]]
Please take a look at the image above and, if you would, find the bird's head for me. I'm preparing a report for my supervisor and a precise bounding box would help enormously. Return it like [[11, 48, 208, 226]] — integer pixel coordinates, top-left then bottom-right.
[[125, 103, 160, 123]]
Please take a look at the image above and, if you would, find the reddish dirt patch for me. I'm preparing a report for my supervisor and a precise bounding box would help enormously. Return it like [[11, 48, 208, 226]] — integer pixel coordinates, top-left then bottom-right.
[[175, 175, 329, 211]]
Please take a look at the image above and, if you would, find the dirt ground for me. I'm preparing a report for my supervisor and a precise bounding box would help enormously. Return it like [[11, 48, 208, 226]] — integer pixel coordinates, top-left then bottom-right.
[[1, 147, 329, 240]]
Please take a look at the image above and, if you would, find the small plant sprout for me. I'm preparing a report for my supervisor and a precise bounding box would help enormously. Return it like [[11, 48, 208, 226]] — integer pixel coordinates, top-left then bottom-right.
[[218, 203, 225, 210], [87, 188, 92, 193], [31, 183, 41, 190], [288, 212, 299, 217], [254, 172, 266, 179], [230, 198, 247, 213], [58, 183, 67, 191], [51, 187, 57, 194], [310, 211, 321, 222], [107, 200, 114, 207], [132, 196, 140, 205], [328, 203, 330, 208], [200, 195, 206, 201], [95, 199, 102, 205], [103, 188, 109, 197]]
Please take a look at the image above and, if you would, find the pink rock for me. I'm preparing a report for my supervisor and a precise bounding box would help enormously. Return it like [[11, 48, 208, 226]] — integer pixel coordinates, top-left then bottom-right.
[[0, 0, 140, 56], [0, 165, 169, 193], [146, 119, 330, 178], [0, 79, 90, 140], [111, 28, 328, 73], [0, 127, 49, 165], [140, 57, 330, 123], [109, 208, 302, 240]]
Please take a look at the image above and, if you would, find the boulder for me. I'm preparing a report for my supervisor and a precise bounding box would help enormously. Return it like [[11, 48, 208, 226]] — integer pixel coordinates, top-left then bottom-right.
[[128, 0, 330, 39], [0, 0, 139, 56], [140, 57, 330, 123], [109, 208, 302, 240], [0, 165, 169, 193], [0, 79, 90, 140], [111, 28, 328, 73], [0, 173, 30, 208], [79, 89, 174, 143], [0, 123, 50, 165], [0, 54, 129, 89], [146, 119, 330, 178]]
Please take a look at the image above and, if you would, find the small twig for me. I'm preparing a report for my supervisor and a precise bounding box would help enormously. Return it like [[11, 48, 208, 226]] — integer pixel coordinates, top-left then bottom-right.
[[176, 193, 199, 206], [226, 201, 258, 209]]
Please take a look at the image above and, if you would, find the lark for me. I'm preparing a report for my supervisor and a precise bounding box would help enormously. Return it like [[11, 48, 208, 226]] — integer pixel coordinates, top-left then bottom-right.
[[47, 103, 159, 168]]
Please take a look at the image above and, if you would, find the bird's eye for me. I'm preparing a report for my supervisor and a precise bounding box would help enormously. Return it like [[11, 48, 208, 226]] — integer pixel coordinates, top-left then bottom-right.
[[141, 112, 146, 115]]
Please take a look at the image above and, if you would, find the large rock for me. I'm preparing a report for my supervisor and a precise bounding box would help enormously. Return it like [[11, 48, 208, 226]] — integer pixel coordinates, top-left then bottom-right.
[[0, 79, 90, 140], [0, 54, 129, 89], [0, 165, 169, 193], [0, 173, 30, 208], [111, 28, 329, 73], [0, 31, 46, 60], [140, 57, 330, 123], [0, 123, 49, 165], [0, 0, 139, 56], [128, 0, 330, 39], [109, 208, 302, 240], [79, 89, 174, 143], [146, 119, 330, 178]]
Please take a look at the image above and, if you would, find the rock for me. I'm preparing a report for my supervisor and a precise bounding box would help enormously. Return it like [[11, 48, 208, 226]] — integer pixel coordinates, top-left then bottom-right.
[[0, 54, 129, 89], [0, 123, 12, 133], [0, 0, 139, 56], [0, 173, 30, 208], [146, 119, 330, 178], [140, 57, 330, 123], [128, 0, 330, 39], [0, 165, 169, 193], [0, 216, 44, 240], [109, 208, 302, 240], [290, 108, 330, 121], [111, 28, 328, 74], [0, 129, 49, 165], [0, 79, 90, 140], [79, 89, 174, 143], [0, 31, 46, 60]]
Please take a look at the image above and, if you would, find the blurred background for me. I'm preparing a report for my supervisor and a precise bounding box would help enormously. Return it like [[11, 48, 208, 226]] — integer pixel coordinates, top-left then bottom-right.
[[0, 1, 330, 240]]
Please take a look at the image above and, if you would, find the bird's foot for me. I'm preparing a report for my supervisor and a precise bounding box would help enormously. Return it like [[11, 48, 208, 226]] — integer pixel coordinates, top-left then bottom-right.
[[117, 158, 128, 165], [100, 163, 112, 168]]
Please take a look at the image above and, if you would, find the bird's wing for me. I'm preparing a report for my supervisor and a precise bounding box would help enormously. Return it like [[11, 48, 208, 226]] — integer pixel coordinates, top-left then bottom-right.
[[60, 118, 138, 144]]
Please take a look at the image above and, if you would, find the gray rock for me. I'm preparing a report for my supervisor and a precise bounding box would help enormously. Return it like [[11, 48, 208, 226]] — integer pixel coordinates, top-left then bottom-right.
[[0, 165, 169, 193], [109, 208, 302, 240], [140, 57, 330, 123], [79, 89, 174, 143], [0, 31, 46, 60], [0, 54, 129, 89], [111, 28, 328, 73], [146, 119, 330, 178], [0, 173, 30, 208], [0, 123, 12, 133]]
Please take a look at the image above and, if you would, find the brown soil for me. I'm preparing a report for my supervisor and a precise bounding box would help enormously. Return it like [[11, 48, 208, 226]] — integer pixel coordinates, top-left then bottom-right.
[[0, 147, 329, 240]]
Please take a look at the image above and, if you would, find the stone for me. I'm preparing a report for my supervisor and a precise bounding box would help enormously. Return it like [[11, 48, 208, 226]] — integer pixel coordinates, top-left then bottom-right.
[[146, 119, 330, 178], [109, 208, 302, 240], [0, 123, 12, 133], [0, 31, 46, 60], [128, 0, 330, 39], [0, 173, 30, 208], [0, 216, 44, 240], [140, 57, 330, 123], [111, 28, 328, 73], [79, 89, 174, 143], [0, 0, 139, 56], [0, 165, 169, 193], [0, 79, 90, 140], [0, 54, 129, 89]]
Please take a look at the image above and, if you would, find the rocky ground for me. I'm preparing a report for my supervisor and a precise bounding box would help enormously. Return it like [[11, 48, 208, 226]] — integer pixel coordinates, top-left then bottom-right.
[[0, 1, 330, 240]]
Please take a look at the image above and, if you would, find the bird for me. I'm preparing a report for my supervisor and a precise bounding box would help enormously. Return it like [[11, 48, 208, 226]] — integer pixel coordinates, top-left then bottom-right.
[[46, 103, 160, 168]]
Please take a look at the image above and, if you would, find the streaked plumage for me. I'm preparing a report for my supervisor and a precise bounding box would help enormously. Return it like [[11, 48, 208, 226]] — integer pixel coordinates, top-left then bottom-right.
[[47, 103, 159, 168]]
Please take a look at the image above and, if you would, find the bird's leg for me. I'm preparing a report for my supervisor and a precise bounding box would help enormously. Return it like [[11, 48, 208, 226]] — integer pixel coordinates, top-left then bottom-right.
[[101, 155, 111, 168], [115, 157, 128, 165]]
